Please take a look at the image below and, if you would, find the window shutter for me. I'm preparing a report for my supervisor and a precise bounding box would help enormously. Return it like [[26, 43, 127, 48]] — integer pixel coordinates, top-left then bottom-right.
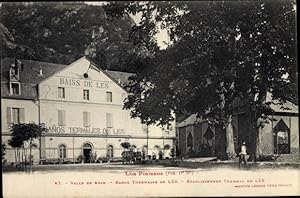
[[83, 112, 87, 127], [58, 110, 66, 126], [62, 110, 66, 125], [19, 108, 25, 123], [87, 112, 91, 127], [7, 107, 12, 126], [58, 110, 62, 125], [83, 112, 90, 127], [106, 113, 113, 128]]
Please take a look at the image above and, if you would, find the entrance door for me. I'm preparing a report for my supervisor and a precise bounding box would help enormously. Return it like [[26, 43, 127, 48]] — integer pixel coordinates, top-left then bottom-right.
[[83, 143, 92, 163], [273, 119, 290, 154]]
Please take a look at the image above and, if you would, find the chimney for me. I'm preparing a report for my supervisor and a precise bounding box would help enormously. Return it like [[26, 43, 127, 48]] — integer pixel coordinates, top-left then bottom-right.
[[118, 77, 121, 84], [39, 66, 43, 76]]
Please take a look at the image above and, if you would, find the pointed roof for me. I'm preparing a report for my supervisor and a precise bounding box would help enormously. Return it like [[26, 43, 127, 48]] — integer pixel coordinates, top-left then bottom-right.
[[1, 57, 134, 99], [176, 114, 207, 128], [1, 57, 67, 84]]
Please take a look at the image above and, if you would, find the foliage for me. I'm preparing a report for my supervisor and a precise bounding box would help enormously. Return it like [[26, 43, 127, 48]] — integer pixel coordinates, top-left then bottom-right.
[[77, 154, 84, 163], [170, 147, 175, 158], [163, 144, 170, 150], [2, 144, 6, 160], [90, 152, 97, 163], [0, 2, 138, 72], [120, 142, 131, 149], [8, 123, 47, 168], [9, 123, 47, 144], [106, 1, 297, 158]]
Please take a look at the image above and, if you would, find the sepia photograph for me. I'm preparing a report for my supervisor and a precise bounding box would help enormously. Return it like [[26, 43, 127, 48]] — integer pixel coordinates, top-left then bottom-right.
[[1, 1, 299, 197]]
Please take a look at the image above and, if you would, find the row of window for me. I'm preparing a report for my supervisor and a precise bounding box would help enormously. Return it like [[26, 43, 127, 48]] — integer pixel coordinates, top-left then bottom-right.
[[58, 110, 113, 128], [58, 87, 113, 102], [57, 144, 171, 159], [7, 83, 114, 103], [6, 107, 113, 128], [6, 107, 173, 132], [58, 144, 115, 159]]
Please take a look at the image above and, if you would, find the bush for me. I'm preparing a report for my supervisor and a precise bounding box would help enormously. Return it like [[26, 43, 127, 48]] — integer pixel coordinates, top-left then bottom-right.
[[97, 157, 108, 163], [257, 154, 279, 162], [77, 155, 84, 163]]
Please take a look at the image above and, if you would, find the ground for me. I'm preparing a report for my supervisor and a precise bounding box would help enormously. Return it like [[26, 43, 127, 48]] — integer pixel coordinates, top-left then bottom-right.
[[3, 162, 300, 197]]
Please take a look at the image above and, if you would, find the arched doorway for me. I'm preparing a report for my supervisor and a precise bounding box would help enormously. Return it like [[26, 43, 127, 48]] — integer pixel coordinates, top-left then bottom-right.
[[203, 127, 214, 156], [273, 119, 290, 154], [82, 142, 93, 163], [58, 144, 66, 160], [187, 133, 194, 150], [107, 145, 114, 159]]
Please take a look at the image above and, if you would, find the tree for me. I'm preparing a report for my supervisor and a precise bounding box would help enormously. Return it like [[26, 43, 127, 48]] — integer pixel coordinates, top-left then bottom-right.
[[9, 123, 47, 171], [233, 1, 296, 159], [2, 144, 6, 164], [105, 1, 296, 160], [0, 2, 137, 72], [120, 142, 131, 151]]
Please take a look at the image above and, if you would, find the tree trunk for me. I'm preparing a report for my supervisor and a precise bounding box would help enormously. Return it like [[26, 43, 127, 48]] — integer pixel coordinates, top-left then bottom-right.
[[23, 145, 27, 171], [17, 148, 20, 165], [21, 148, 24, 170], [255, 120, 264, 159], [14, 149, 17, 165], [225, 115, 236, 159], [29, 138, 33, 172]]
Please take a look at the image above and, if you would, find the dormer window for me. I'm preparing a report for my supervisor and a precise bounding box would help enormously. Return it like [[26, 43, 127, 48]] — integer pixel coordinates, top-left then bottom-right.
[[10, 67, 18, 76], [10, 66, 20, 80], [10, 82, 21, 95]]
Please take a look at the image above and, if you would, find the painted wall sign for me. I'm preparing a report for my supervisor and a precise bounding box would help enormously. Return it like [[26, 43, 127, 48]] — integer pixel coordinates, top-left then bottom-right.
[[48, 125, 126, 135], [59, 77, 109, 89]]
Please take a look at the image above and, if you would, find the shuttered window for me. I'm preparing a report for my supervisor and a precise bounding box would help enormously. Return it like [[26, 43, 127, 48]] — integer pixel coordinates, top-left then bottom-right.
[[83, 111, 91, 127], [12, 108, 20, 124], [106, 113, 113, 128], [19, 108, 25, 123], [106, 92, 112, 102], [58, 110, 66, 126], [7, 107, 12, 126], [83, 89, 89, 100], [8, 107, 25, 124], [58, 87, 65, 98]]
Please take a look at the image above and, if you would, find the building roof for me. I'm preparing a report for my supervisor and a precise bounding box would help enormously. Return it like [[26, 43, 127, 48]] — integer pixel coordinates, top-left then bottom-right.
[[266, 92, 298, 114], [1, 57, 67, 84], [1, 57, 134, 99], [176, 114, 207, 128], [105, 70, 134, 87]]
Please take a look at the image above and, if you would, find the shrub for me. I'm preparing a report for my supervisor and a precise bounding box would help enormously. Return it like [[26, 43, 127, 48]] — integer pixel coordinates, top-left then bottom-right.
[[77, 155, 84, 163]]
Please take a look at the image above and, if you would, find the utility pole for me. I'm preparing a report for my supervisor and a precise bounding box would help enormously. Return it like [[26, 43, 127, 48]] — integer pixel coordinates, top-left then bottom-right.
[[73, 136, 75, 164], [146, 125, 149, 159]]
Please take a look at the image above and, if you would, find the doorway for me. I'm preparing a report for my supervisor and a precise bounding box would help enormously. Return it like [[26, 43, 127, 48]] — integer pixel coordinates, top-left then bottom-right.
[[82, 143, 93, 163], [273, 119, 290, 154]]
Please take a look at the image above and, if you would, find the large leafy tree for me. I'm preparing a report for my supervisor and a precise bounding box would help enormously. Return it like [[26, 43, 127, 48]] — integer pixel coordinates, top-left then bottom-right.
[[233, 1, 297, 159], [105, 1, 296, 159], [8, 123, 47, 170]]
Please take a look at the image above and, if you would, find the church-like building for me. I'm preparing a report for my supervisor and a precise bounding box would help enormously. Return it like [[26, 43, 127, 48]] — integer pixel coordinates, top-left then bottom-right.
[[1, 57, 176, 164], [176, 93, 299, 159]]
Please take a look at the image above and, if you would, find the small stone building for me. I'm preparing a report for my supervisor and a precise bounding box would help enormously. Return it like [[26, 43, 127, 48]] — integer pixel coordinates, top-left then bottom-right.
[[176, 94, 299, 158]]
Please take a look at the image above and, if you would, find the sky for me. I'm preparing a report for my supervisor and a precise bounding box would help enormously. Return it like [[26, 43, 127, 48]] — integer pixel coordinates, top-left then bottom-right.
[[85, 1, 170, 49]]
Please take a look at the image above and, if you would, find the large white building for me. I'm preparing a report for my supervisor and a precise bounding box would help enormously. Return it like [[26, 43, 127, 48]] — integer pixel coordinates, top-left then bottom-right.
[[1, 57, 176, 164]]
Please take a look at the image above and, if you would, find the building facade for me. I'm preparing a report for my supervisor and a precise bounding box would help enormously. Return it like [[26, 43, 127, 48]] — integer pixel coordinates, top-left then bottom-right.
[[1, 57, 176, 164]]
